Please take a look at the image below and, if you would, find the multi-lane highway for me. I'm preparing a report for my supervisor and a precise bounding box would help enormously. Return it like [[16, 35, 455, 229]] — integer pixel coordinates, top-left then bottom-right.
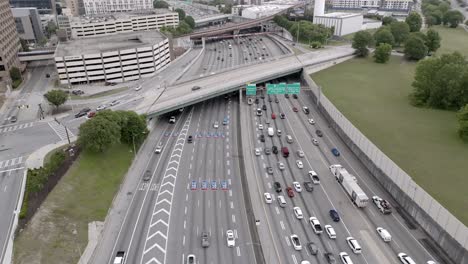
[[240, 78, 442, 264]]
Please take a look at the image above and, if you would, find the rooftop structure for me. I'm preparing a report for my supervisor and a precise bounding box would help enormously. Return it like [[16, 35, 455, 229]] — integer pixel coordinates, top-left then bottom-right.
[[313, 12, 364, 36]]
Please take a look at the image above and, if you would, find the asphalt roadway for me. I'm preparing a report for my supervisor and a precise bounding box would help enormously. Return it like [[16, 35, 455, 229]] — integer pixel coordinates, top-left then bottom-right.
[[240, 80, 444, 264]]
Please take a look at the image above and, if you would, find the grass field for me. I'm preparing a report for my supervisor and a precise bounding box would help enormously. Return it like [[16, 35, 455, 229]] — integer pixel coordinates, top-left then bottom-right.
[[14, 144, 134, 264], [430, 25, 468, 57], [311, 56, 468, 225]]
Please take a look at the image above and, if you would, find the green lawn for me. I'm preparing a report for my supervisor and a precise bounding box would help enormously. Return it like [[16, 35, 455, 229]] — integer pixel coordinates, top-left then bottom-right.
[[14, 144, 134, 264], [312, 56, 468, 225], [430, 25, 468, 57]]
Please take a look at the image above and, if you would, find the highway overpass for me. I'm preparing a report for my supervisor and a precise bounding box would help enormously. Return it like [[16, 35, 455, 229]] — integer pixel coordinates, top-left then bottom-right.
[[139, 46, 354, 117], [17, 49, 55, 62]]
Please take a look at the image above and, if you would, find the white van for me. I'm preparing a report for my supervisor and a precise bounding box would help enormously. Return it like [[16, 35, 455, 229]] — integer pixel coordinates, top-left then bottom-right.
[[376, 227, 391, 242], [286, 135, 293, 143], [268, 127, 274, 137], [155, 142, 163, 153], [346, 237, 362, 254], [277, 195, 286, 207]]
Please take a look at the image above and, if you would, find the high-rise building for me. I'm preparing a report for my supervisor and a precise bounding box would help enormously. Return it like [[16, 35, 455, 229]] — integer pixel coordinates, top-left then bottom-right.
[[83, 0, 152, 15], [12, 7, 45, 43], [9, 0, 56, 14], [65, 0, 85, 16], [0, 0, 22, 91]]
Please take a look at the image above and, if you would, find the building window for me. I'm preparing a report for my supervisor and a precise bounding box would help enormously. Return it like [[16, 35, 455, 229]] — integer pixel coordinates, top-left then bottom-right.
[[15, 18, 25, 34]]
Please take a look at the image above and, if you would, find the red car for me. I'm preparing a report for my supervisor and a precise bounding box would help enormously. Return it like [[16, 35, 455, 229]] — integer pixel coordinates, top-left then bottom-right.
[[271, 113, 276, 119], [292, 107, 298, 112], [87, 111, 96, 118], [287, 187, 295, 198]]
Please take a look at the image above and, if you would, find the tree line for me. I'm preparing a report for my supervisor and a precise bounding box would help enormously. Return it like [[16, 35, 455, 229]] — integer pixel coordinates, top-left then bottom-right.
[[153, 1, 196, 36], [422, 0, 465, 27], [274, 15, 333, 48]]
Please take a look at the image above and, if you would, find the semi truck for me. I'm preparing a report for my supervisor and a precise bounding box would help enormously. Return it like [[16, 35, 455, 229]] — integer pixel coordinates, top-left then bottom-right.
[[329, 164, 369, 208]]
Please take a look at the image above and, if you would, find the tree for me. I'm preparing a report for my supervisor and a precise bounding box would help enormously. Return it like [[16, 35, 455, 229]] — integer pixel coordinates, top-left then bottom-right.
[[457, 104, 468, 142], [176, 21, 193, 35], [9, 67, 21, 81], [184, 16, 195, 29], [44, 89, 68, 109], [405, 12, 423, 32], [56, 3, 62, 15], [153, 0, 169, 8], [443, 10, 465, 27], [119, 111, 148, 145], [404, 35, 428, 60], [374, 43, 392, 63], [45, 21, 57, 36], [175, 8, 186, 20], [78, 117, 121, 152], [374, 28, 395, 47], [382, 16, 396, 25], [390, 21, 410, 46], [425, 29, 441, 53], [352, 30, 374, 57], [20, 39, 29, 52]]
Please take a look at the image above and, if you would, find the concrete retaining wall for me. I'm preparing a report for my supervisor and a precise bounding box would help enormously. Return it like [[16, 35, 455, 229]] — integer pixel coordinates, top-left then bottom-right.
[[301, 71, 468, 264]]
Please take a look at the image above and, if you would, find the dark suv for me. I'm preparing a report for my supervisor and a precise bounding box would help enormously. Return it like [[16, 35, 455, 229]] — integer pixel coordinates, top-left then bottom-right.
[[274, 182, 282, 193], [330, 209, 340, 222], [272, 146, 278, 154], [187, 135, 193, 143], [74, 107, 91, 118]]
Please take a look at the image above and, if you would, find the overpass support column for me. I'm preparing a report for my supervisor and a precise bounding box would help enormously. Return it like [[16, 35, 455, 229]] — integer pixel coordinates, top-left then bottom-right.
[[234, 29, 240, 35], [202, 37, 205, 49]]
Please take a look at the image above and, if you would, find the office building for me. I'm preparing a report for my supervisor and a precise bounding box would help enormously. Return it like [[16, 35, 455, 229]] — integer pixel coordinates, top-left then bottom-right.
[[12, 8, 45, 43], [83, 0, 152, 15], [55, 31, 171, 85], [57, 14, 72, 39], [70, 10, 178, 39], [313, 12, 363, 36], [330, 0, 412, 12], [1, 0, 22, 90], [9, 0, 55, 14], [65, 0, 85, 16]]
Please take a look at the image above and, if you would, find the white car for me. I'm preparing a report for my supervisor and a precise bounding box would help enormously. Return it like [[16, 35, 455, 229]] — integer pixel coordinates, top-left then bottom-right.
[[226, 230, 235, 247], [96, 104, 107, 111], [169, 116, 176, 124], [308, 118, 315, 124], [293, 182, 302, 192], [325, 225, 336, 239], [290, 234, 302, 250], [264, 192, 272, 204], [214, 121, 219, 128], [376, 227, 391, 242], [339, 252, 353, 264], [110, 100, 120, 106], [293, 207, 303, 219], [296, 160, 304, 169], [309, 217, 323, 234], [277, 129, 282, 136], [346, 237, 362, 254], [255, 148, 261, 156], [398, 253, 417, 264], [297, 150, 305, 157], [426, 261, 436, 264], [301, 262, 311, 264], [258, 124, 263, 130], [278, 162, 285, 170], [135, 85, 142, 91]]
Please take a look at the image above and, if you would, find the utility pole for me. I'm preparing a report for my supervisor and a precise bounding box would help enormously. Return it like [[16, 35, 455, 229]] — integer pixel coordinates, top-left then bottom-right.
[[64, 125, 71, 144], [38, 103, 45, 120]]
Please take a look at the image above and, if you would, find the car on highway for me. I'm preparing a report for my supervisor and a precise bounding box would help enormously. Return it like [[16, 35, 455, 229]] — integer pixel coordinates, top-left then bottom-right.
[[211, 180, 217, 190], [268, 97, 272, 102], [169, 116, 176, 124], [346, 237, 362, 254], [316, 129, 323, 137], [255, 98, 259, 104], [325, 225, 336, 239], [143, 170, 151, 181], [308, 171, 320, 184], [267, 166, 273, 174], [278, 162, 285, 170], [297, 150, 305, 158], [339, 252, 353, 264], [248, 98, 254, 105], [155, 142, 163, 153], [113, 251, 126, 264], [296, 160, 304, 169], [201, 232, 210, 248], [201, 181, 208, 190], [262, 104, 267, 110], [213, 121, 219, 128], [285, 94, 289, 98], [309, 217, 323, 234], [191, 180, 197, 190], [260, 135, 265, 142], [226, 230, 235, 247], [280, 113, 285, 119], [307, 242, 318, 255], [331, 148, 340, 156], [426, 261, 436, 264], [264, 192, 273, 203], [272, 146, 278, 154], [223, 118, 228, 125], [301, 261, 311, 264], [46, 73, 50, 78], [303, 106, 310, 114], [330, 209, 340, 222], [271, 113, 276, 119], [312, 138, 319, 146], [258, 124, 263, 130], [96, 104, 107, 111], [376, 227, 391, 242], [286, 187, 294, 198], [255, 148, 261, 156], [74, 107, 91, 118], [372, 195, 392, 214], [304, 182, 314, 192], [324, 252, 337, 264], [308, 118, 315, 124], [86, 111, 96, 119], [192, 86, 201, 91], [397, 253, 416, 264], [277, 129, 282, 136], [292, 106, 298, 112], [187, 135, 193, 143], [275, 97, 279, 103], [264, 147, 271, 155], [221, 180, 228, 190], [293, 182, 302, 192], [293, 207, 303, 219], [290, 235, 302, 250], [110, 100, 120, 106], [7, 116, 17, 123], [274, 182, 282, 192]]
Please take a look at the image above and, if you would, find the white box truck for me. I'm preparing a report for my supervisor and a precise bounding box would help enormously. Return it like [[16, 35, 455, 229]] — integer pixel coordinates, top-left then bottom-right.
[[267, 127, 274, 137], [330, 164, 369, 207]]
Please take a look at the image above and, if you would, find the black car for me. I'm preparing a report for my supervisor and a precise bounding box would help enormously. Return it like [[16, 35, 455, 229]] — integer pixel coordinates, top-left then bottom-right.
[[324, 252, 336, 264], [72, 89, 84, 95], [330, 209, 340, 222], [262, 104, 267, 111], [307, 242, 318, 255], [74, 107, 91, 118], [304, 181, 314, 192], [255, 98, 259, 104], [143, 170, 152, 181], [260, 135, 265, 142], [285, 94, 289, 98], [275, 98, 279, 103], [293, 94, 298, 99], [268, 97, 272, 102], [316, 130, 323, 137], [272, 146, 278, 154], [187, 135, 193, 143], [45, 73, 50, 78], [280, 113, 285, 119], [274, 182, 282, 193]]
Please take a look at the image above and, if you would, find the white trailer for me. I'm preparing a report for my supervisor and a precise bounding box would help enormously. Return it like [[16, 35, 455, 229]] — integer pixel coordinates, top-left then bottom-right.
[[329, 164, 369, 207]]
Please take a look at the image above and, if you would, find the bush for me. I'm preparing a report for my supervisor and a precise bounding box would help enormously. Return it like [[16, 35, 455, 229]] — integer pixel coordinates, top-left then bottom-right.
[[310, 41, 322, 48], [12, 79, 22, 89]]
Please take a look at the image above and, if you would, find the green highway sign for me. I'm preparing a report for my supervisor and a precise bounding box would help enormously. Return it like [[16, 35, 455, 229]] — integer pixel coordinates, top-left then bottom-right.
[[267, 83, 286, 95], [287, 82, 301, 94], [246, 84, 256, 96]]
